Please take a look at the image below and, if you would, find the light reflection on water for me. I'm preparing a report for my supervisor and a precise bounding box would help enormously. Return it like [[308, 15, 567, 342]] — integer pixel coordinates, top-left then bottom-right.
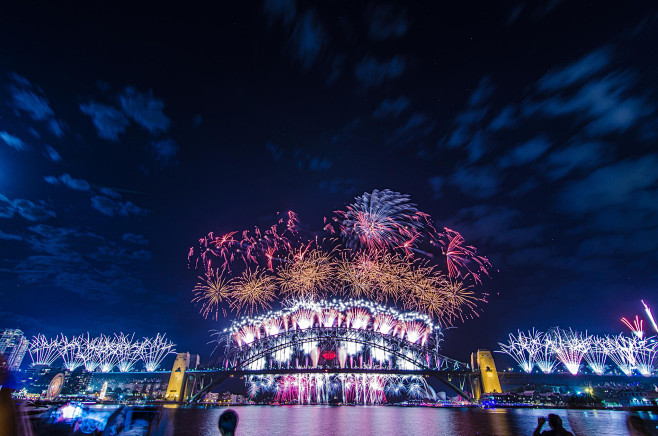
[[166, 405, 651, 436]]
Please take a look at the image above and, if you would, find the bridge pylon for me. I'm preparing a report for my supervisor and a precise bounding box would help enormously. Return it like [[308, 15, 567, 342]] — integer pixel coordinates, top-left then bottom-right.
[[469, 349, 502, 401]]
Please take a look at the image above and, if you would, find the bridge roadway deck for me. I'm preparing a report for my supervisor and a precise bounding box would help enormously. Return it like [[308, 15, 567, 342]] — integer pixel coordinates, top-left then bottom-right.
[[184, 368, 472, 377]]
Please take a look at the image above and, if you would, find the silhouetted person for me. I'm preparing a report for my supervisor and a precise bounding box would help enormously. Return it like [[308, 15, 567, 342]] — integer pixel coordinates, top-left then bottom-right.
[[218, 409, 238, 436], [0, 356, 18, 436], [627, 415, 652, 436], [532, 414, 574, 436]]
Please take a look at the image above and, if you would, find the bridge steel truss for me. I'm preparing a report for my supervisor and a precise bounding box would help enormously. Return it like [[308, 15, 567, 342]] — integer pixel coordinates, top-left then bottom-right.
[[187, 326, 474, 403]]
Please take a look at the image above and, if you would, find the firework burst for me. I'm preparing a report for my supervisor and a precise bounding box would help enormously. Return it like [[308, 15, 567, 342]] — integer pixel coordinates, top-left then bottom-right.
[[192, 268, 233, 320], [440, 228, 492, 284], [230, 268, 277, 315], [277, 248, 336, 301], [188, 189, 492, 324], [338, 189, 426, 252]]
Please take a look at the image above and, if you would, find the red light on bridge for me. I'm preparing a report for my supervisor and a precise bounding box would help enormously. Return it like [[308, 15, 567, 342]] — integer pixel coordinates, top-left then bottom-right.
[[321, 350, 336, 360]]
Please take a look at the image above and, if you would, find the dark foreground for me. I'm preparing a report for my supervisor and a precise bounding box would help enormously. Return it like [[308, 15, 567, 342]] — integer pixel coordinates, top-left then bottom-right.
[[26, 404, 658, 435]]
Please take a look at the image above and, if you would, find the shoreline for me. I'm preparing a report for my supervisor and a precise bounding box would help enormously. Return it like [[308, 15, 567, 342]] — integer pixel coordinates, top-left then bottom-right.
[[24, 399, 657, 413]]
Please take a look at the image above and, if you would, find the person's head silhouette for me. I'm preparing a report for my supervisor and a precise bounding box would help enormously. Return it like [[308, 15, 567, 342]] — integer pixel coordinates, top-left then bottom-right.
[[547, 414, 563, 430], [218, 409, 238, 436]]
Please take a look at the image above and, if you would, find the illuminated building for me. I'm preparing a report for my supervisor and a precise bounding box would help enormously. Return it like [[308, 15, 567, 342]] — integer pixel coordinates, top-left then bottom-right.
[[0, 328, 29, 371]]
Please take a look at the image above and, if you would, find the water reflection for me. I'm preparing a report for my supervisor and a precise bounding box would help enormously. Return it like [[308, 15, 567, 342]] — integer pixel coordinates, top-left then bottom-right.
[[167, 405, 640, 436]]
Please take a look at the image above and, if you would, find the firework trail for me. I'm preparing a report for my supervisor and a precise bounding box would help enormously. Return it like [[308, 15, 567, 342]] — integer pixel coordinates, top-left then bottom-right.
[[642, 300, 658, 334], [621, 315, 644, 339], [79, 334, 101, 372], [113, 333, 141, 373], [439, 228, 492, 284]]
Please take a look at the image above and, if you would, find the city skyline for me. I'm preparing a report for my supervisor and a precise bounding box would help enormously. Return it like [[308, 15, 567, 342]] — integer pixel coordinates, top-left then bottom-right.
[[0, 1, 657, 365]]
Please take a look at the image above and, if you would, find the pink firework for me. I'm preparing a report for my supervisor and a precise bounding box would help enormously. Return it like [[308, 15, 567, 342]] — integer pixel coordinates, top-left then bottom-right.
[[441, 227, 491, 283], [345, 308, 370, 330], [188, 212, 300, 273], [621, 315, 644, 339], [373, 314, 397, 335], [338, 189, 427, 253]]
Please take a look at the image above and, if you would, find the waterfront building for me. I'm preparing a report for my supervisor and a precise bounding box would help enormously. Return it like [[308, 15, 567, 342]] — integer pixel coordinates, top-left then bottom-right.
[[0, 328, 29, 371]]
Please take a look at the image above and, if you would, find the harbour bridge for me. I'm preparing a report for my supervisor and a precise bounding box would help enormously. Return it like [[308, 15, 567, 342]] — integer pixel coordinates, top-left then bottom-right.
[[155, 298, 511, 404], [158, 323, 499, 403]]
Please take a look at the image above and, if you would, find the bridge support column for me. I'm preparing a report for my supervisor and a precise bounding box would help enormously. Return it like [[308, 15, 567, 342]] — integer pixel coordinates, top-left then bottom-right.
[[470, 350, 502, 401], [165, 352, 197, 402]]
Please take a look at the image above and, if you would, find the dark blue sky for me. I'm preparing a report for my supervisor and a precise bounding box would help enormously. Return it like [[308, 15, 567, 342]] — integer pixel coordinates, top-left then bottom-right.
[[0, 1, 656, 366]]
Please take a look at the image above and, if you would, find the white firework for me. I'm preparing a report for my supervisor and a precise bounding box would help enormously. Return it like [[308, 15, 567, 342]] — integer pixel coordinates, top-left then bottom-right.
[[583, 335, 608, 375], [497, 329, 542, 373], [535, 332, 558, 374], [551, 328, 591, 375], [98, 334, 120, 372], [635, 338, 658, 377], [58, 334, 84, 371], [79, 334, 101, 372], [28, 334, 60, 366], [140, 333, 176, 372], [114, 333, 141, 372]]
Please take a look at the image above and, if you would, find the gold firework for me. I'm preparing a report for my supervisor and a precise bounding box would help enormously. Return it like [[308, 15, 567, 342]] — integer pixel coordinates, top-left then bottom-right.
[[278, 248, 336, 301], [439, 279, 486, 324], [192, 268, 232, 320], [230, 267, 277, 315], [336, 252, 379, 300]]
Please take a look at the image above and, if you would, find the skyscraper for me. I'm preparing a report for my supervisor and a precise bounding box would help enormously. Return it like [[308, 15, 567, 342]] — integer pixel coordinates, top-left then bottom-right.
[[0, 328, 29, 371]]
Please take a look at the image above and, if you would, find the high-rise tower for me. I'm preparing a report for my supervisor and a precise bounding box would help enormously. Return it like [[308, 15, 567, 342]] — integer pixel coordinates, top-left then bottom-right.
[[0, 328, 29, 371]]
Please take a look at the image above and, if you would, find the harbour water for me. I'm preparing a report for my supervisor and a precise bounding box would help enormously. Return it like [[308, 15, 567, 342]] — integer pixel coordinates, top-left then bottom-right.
[[164, 405, 656, 436]]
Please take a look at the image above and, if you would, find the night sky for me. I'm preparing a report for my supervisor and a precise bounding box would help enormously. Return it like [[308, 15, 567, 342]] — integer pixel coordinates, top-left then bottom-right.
[[1, 1, 657, 368]]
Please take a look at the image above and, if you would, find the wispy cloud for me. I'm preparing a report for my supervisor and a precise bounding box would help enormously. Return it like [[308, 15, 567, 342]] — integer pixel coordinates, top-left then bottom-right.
[[289, 10, 327, 71], [449, 165, 499, 199], [119, 87, 171, 134], [150, 138, 179, 166], [559, 154, 658, 214], [43, 144, 62, 162], [44, 173, 91, 191], [7, 73, 64, 137], [91, 196, 149, 217], [264, 0, 297, 26], [544, 141, 610, 180], [440, 77, 494, 163], [372, 96, 410, 119], [122, 233, 149, 245], [0, 131, 27, 151], [355, 56, 405, 87], [79, 101, 130, 141], [0, 194, 56, 221], [13, 224, 152, 301], [499, 135, 551, 168], [536, 47, 613, 92], [366, 3, 408, 40]]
